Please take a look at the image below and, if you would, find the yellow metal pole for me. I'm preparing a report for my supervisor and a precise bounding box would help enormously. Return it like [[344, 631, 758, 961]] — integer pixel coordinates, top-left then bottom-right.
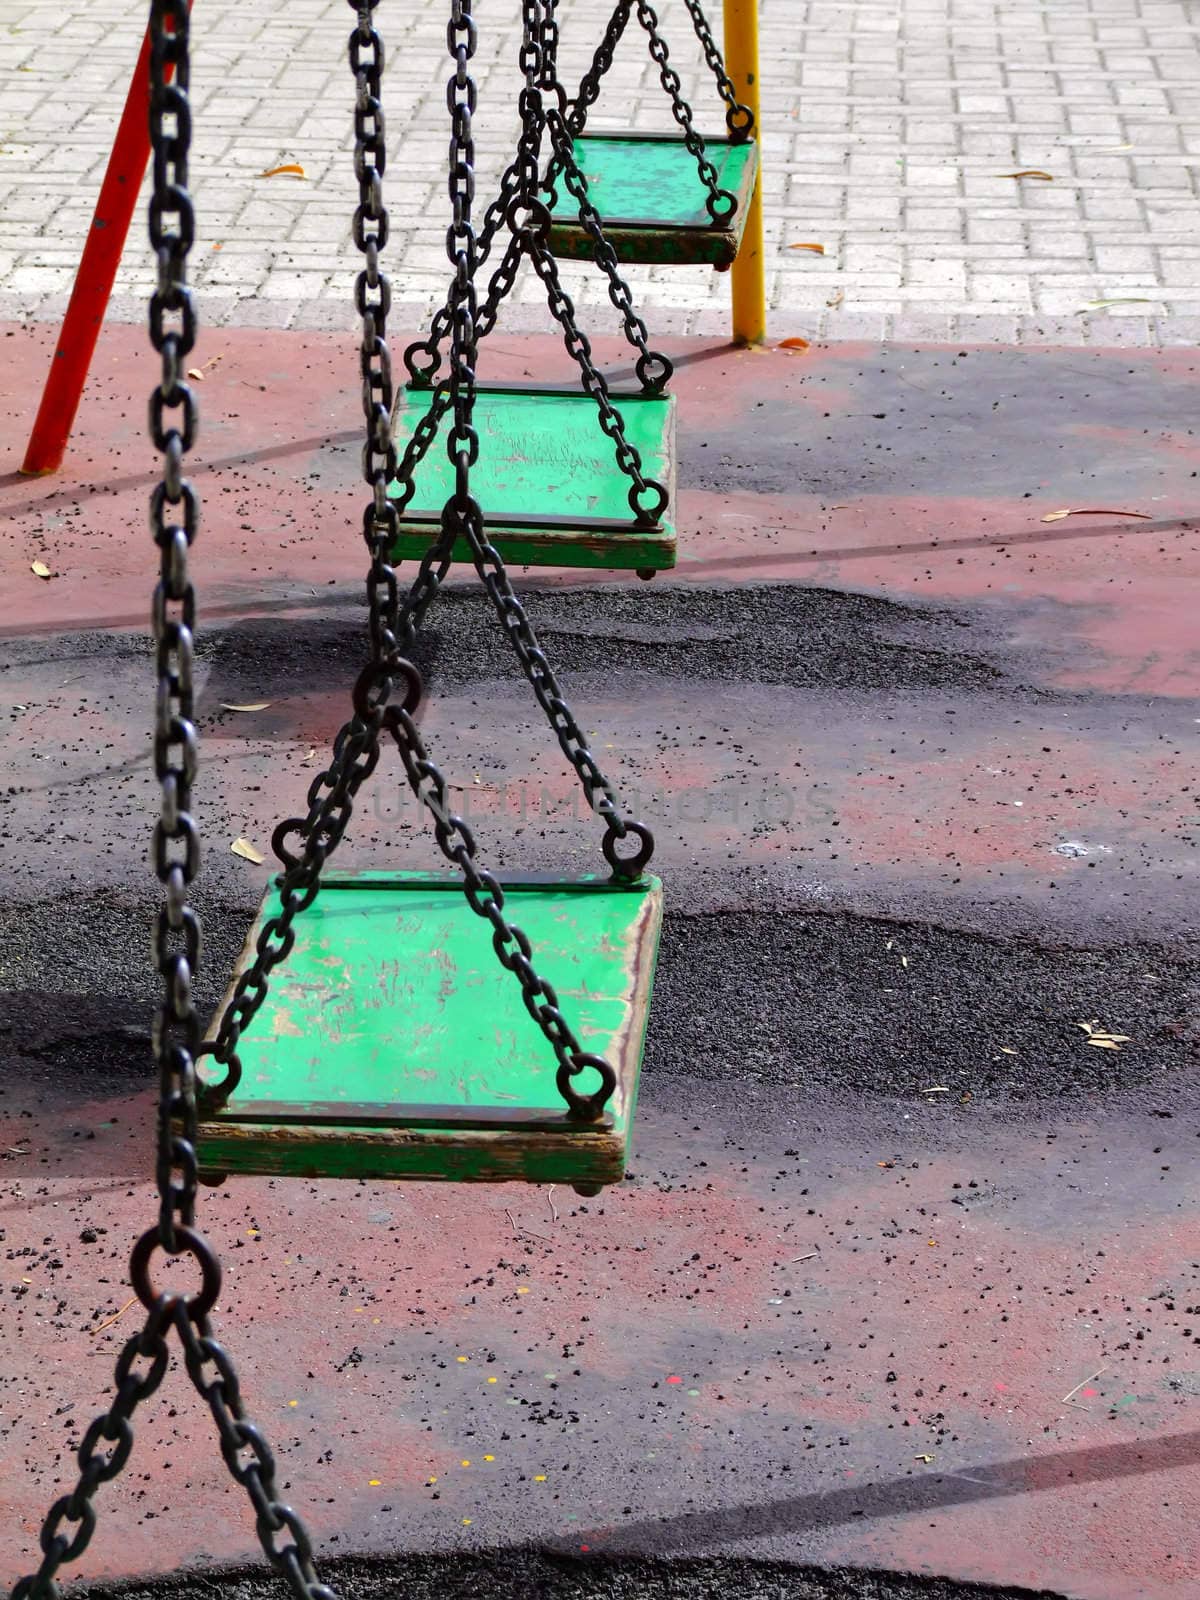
[[723, 0, 765, 344]]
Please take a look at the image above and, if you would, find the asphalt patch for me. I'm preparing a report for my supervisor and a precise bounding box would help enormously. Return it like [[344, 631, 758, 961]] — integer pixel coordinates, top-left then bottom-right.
[[2, 892, 1196, 1106], [69, 1552, 1068, 1600], [651, 908, 1200, 1101], [189, 582, 1011, 704]]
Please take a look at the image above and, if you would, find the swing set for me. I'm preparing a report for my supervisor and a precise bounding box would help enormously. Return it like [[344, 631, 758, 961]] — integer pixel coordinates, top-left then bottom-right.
[[11, 0, 762, 1593]]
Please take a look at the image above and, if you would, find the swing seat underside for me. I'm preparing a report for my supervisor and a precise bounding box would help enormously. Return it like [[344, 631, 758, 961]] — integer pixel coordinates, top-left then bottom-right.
[[193, 872, 663, 1189], [387, 383, 676, 572], [546, 132, 759, 268]]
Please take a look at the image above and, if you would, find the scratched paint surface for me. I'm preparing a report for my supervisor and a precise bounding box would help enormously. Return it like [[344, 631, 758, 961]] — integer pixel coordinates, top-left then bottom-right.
[[213, 874, 660, 1130], [548, 133, 757, 232], [388, 387, 675, 530]]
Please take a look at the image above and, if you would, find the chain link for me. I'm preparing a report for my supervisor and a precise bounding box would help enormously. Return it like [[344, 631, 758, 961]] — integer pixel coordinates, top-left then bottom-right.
[[681, 0, 754, 137], [11, 9, 334, 1597], [144, 0, 201, 1262], [393, 0, 672, 533], [564, 0, 632, 137], [208, 0, 649, 1126], [200, 0, 417, 1100], [12, 3, 658, 1588], [559, 0, 754, 218], [630, 0, 736, 221], [400, 0, 672, 397], [379, 0, 652, 1114], [11, 1305, 173, 1600]]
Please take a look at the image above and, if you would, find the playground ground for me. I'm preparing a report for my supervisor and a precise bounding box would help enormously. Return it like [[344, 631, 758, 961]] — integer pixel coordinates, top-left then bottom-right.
[[4, 1, 1200, 1597], [3, 323, 1200, 1598]]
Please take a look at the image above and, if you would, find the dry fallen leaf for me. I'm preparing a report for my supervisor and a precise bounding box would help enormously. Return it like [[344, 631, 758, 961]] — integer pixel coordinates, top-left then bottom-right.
[[30, 560, 52, 580], [779, 336, 810, 352], [259, 162, 306, 179], [1080, 297, 1153, 311], [997, 169, 1054, 180], [187, 367, 204, 381], [221, 701, 273, 712], [826, 289, 845, 309], [788, 242, 825, 255], [1042, 507, 1151, 523], [231, 837, 265, 864], [999, 1046, 1018, 1056], [1077, 1019, 1131, 1050]]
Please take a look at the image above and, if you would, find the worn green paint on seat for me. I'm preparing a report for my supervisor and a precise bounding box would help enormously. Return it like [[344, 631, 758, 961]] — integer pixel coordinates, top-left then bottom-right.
[[195, 872, 663, 1187], [387, 384, 676, 572], [547, 133, 759, 267]]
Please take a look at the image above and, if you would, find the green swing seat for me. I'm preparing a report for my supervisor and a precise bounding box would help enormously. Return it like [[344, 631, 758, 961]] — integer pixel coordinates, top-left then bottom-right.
[[546, 131, 759, 269], [387, 382, 676, 574], [194, 872, 663, 1192]]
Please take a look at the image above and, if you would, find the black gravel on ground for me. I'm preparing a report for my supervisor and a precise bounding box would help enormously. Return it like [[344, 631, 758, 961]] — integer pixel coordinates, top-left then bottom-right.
[[71, 1552, 1068, 1600], [652, 908, 1200, 1101], [2, 893, 1196, 1106], [188, 583, 1015, 701]]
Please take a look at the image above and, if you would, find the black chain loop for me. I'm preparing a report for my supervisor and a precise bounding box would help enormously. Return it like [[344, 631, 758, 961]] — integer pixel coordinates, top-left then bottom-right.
[[13, 2, 661, 1582], [681, 0, 754, 138], [380, 703, 619, 1118], [10, 1304, 173, 1600], [13, 10, 336, 1598], [630, 0, 736, 222], [393, 0, 673, 550], [208, 0, 651, 1131], [400, 0, 673, 396], [565, 0, 632, 137], [377, 0, 648, 1118], [559, 0, 754, 217], [144, 0, 201, 1262], [200, 0, 417, 1101]]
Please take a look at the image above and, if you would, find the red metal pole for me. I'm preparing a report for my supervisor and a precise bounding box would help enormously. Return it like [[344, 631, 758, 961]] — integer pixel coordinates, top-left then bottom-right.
[[20, 15, 183, 476]]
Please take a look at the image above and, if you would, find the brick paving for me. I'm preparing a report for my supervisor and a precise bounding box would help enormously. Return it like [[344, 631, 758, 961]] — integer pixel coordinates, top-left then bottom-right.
[[1, 0, 1199, 343]]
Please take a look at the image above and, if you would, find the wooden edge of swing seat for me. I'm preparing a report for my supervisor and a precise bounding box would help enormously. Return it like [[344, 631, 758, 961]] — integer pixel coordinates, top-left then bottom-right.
[[388, 383, 678, 573], [546, 132, 759, 268], [192, 871, 664, 1188]]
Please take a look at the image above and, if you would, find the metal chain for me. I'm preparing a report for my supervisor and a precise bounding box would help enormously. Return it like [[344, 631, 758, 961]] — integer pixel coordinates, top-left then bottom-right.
[[564, 0, 632, 136], [10, 1304, 173, 1600], [504, 0, 671, 512], [537, 108, 671, 392], [398, 0, 656, 866], [143, 0, 202, 1263], [488, 0, 672, 392], [629, 0, 737, 222], [200, 0, 413, 1099], [565, 0, 752, 143], [381, 703, 624, 1117], [174, 1302, 337, 1600], [373, 0, 649, 1114], [11, 3, 651, 1591], [405, 0, 671, 518], [11, 9, 335, 1598], [681, 0, 754, 137], [207, 0, 648, 1129], [401, 0, 670, 396]]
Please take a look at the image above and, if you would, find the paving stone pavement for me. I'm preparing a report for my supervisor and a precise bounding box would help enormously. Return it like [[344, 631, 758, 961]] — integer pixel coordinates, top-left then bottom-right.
[[1, 0, 1200, 345]]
